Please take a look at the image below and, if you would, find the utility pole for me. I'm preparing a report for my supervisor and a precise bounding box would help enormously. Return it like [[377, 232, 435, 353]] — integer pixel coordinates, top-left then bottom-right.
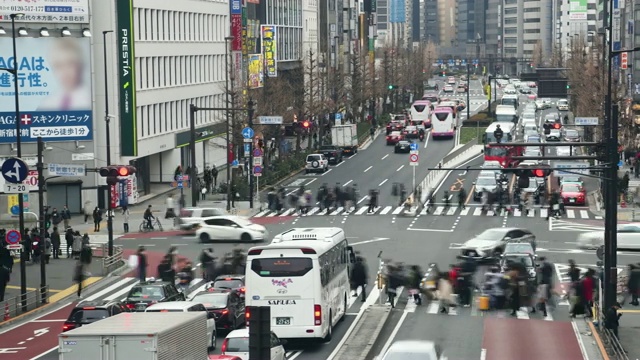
[[225, 37, 233, 211], [308, 49, 315, 149], [384, 50, 389, 113], [36, 137, 46, 304]]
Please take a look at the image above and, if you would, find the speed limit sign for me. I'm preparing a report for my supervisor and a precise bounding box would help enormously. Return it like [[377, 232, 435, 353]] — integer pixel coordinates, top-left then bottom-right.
[[409, 153, 419, 166]]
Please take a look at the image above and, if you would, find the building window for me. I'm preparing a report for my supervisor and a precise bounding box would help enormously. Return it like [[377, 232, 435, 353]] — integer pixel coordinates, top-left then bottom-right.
[[505, 18, 517, 24], [524, 7, 540, 13], [504, 37, 518, 44], [505, 8, 517, 15], [524, 29, 540, 34], [524, 18, 540, 23], [505, 28, 517, 34], [505, 0, 517, 4]]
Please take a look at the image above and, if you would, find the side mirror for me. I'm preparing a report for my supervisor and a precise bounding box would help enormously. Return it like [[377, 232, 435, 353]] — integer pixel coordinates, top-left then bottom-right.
[[503, 237, 511, 241]]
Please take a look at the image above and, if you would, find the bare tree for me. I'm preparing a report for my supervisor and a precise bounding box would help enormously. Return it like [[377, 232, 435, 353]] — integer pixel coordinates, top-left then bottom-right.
[[531, 40, 544, 67], [304, 49, 322, 149]]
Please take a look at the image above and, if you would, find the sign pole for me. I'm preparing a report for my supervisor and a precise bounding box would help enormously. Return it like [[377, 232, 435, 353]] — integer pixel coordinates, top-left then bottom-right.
[[412, 166, 416, 194], [256, 175, 261, 211], [37, 137, 47, 304]]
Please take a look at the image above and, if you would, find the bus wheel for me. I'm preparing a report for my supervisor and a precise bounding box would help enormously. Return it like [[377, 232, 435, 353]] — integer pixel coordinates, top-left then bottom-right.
[[339, 295, 347, 322], [323, 311, 333, 342]]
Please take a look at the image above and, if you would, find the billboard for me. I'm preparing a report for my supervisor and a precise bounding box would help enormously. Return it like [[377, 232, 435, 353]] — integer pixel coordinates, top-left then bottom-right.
[[117, 0, 137, 157], [261, 25, 277, 77], [0, 37, 93, 143], [248, 54, 264, 88], [569, 0, 588, 20], [0, 0, 89, 23]]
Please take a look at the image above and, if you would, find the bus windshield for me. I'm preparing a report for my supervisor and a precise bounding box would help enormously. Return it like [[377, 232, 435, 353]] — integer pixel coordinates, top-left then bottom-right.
[[502, 98, 517, 107]]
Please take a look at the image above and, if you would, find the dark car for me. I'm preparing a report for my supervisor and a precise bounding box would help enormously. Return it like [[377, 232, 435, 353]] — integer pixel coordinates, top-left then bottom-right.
[[63, 300, 129, 332], [318, 145, 343, 164], [191, 288, 245, 330], [394, 140, 412, 153], [123, 280, 186, 312], [458, 228, 536, 262], [209, 275, 246, 298], [499, 253, 538, 284]]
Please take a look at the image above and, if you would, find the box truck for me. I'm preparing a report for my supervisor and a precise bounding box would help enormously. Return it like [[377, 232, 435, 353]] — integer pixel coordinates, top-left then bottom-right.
[[58, 312, 209, 360], [331, 123, 359, 156]]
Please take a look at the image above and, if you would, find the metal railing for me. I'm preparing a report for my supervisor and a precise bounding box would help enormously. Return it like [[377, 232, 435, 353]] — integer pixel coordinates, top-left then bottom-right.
[[88, 243, 125, 276], [0, 285, 49, 323], [593, 295, 629, 360]]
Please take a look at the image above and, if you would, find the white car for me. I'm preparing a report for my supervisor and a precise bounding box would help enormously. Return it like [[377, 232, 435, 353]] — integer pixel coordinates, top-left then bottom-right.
[[577, 223, 640, 250], [443, 85, 454, 92], [178, 207, 227, 232], [221, 328, 286, 360], [557, 99, 569, 111], [195, 215, 267, 243], [377, 340, 447, 360], [145, 301, 217, 349], [305, 154, 329, 174]]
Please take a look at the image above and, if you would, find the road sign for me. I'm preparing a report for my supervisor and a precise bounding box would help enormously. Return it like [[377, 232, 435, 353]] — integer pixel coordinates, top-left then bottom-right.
[[253, 165, 263, 177], [10, 205, 19, 215], [335, 113, 342, 121], [241, 127, 255, 139], [231, 159, 239, 167], [47, 163, 86, 177], [409, 143, 419, 151], [253, 148, 263, 157], [4, 183, 28, 193], [574, 117, 599, 126], [6, 244, 21, 250], [253, 157, 263, 166], [409, 153, 419, 166], [1, 157, 28, 184], [244, 143, 251, 157], [5, 229, 20, 245], [255, 116, 284, 125], [31, 126, 91, 138], [552, 161, 590, 176], [176, 175, 183, 182]]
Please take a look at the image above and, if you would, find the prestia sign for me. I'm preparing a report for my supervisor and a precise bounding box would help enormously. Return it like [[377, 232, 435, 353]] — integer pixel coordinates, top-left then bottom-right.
[[117, 0, 137, 156]]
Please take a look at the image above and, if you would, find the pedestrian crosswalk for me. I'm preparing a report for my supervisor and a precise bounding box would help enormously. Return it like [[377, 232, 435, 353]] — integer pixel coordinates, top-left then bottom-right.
[[83, 277, 209, 303], [421, 297, 561, 321], [252, 205, 601, 220]]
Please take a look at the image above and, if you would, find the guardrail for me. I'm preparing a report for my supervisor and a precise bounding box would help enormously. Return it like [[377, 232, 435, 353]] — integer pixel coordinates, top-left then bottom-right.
[[88, 243, 125, 276], [0, 285, 49, 323], [443, 138, 478, 164], [591, 283, 629, 360]]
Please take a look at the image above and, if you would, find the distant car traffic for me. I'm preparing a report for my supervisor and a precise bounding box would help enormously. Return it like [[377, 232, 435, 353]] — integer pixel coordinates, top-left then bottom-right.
[[394, 140, 412, 153], [63, 300, 130, 332], [386, 131, 404, 145], [562, 128, 580, 142], [189, 288, 245, 330], [443, 85, 454, 93], [305, 154, 329, 174], [557, 99, 570, 111], [472, 176, 498, 201], [560, 183, 586, 205], [221, 329, 287, 360], [178, 207, 227, 232], [458, 228, 536, 262], [378, 340, 447, 360], [577, 223, 640, 250], [195, 215, 267, 243], [403, 125, 420, 139], [499, 253, 538, 283], [124, 280, 186, 312], [386, 121, 404, 135], [546, 129, 561, 141]]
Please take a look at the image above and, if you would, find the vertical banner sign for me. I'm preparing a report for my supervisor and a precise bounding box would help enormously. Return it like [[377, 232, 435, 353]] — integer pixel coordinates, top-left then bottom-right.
[[628, 74, 633, 96], [621, 52, 628, 69], [569, 0, 588, 20], [262, 25, 278, 77], [612, 0, 621, 70], [116, 0, 137, 157], [248, 54, 264, 88], [230, 0, 242, 51], [233, 52, 243, 89]]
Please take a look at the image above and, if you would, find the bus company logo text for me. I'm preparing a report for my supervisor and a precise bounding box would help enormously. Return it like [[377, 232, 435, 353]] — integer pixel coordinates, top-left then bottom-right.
[[272, 278, 293, 288], [268, 300, 297, 305]]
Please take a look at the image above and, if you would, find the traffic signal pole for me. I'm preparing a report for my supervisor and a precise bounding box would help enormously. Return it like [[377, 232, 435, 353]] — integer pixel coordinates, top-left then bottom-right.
[[36, 137, 47, 304]]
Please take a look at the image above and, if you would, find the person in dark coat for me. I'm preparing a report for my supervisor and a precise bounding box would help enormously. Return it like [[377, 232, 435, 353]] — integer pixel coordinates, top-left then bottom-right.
[[51, 227, 61, 259], [0, 248, 12, 301], [65, 228, 74, 258], [79, 245, 92, 265], [199, 248, 216, 281], [350, 256, 368, 302], [627, 264, 640, 306], [73, 261, 85, 298], [157, 256, 175, 283], [605, 302, 622, 338], [137, 246, 147, 282]]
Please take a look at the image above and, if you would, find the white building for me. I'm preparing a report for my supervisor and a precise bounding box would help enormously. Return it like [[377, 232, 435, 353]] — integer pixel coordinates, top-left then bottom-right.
[[555, 0, 598, 53], [304, 0, 320, 54], [92, 0, 229, 199], [502, 0, 553, 73]]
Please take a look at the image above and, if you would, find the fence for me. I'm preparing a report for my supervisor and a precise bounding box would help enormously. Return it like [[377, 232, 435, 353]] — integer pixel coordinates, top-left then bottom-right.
[[591, 280, 629, 360], [0, 285, 49, 323], [89, 243, 125, 276]]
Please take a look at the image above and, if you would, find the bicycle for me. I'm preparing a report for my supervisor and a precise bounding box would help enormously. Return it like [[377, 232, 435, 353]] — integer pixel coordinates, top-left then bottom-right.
[[139, 217, 164, 233]]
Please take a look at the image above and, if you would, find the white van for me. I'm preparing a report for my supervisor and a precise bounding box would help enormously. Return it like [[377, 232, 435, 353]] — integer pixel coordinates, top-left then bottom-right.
[[495, 105, 518, 124], [500, 94, 519, 109]]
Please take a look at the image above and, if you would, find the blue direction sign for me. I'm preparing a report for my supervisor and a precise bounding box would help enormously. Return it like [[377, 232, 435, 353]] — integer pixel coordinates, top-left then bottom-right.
[[618, 160, 624, 168], [241, 127, 255, 139], [5, 229, 20, 245], [253, 165, 262, 174], [10, 205, 19, 215], [473, 59, 479, 64], [409, 143, 419, 151], [244, 143, 251, 155], [253, 148, 263, 157], [1, 157, 28, 184], [231, 159, 239, 167], [437, 59, 443, 64]]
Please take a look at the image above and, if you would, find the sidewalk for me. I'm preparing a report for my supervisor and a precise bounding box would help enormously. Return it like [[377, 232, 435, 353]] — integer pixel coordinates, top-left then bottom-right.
[[615, 310, 640, 358]]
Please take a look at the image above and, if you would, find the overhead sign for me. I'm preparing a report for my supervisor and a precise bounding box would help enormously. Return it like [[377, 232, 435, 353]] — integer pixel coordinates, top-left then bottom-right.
[[553, 161, 590, 176], [48, 163, 86, 177], [574, 117, 599, 126], [0, 0, 90, 23], [255, 116, 283, 125], [1, 157, 28, 184]]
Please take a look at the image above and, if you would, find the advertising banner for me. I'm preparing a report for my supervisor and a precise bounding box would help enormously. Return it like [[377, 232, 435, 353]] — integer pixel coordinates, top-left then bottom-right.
[[247, 0, 260, 3], [116, 0, 137, 156], [569, 0, 588, 20], [0, 37, 93, 143], [231, 14, 242, 51], [248, 54, 264, 88], [0, 0, 89, 23], [233, 51, 243, 89], [261, 25, 277, 77]]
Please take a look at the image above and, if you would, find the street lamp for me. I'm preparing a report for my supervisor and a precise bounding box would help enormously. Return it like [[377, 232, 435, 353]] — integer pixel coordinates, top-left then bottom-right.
[[102, 30, 115, 256], [224, 36, 233, 211]]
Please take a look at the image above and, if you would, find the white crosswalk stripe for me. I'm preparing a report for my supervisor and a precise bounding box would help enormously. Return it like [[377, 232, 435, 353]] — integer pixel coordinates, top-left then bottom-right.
[[85, 277, 208, 303], [251, 206, 599, 219]]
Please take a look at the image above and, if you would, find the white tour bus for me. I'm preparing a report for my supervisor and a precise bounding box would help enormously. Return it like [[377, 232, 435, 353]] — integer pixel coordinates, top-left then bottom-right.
[[431, 107, 456, 138], [410, 100, 433, 128], [245, 227, 356, 341]]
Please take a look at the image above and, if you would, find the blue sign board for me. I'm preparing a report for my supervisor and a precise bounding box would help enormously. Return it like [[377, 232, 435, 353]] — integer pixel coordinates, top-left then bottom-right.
[[253, 148, 263, 157], [241, 127, 254, 139], [244, 143, 250, 154], [118, 180, 129, 207], [1, 157, 28, 184], [231, 159, 239, 167], [335, 113, 342, 121], [5, 229, 20, 244], [437, 59, 443, 64], [230, 0, 241, 15], [473, 59, 479, 64], [389, 0, 406, 23], [0, 37, 93, 143], [10, 205, 19, 215], [448, 59, 455, 66], [409, 143, 419, 151], [253, 165, 262, 174]]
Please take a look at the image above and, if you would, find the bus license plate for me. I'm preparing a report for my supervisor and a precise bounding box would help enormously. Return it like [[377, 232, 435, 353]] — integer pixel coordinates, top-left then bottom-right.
[[276, 317, 291, 325]]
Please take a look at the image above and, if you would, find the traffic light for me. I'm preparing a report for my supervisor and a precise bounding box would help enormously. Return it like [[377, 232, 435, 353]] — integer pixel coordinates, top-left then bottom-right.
[[388, 85, 398, 90], [99, 166, 137, 185], [248, 306, 271, 359], [532, 168, 550, 177], [553, 123, 561, 129], [517, 175, 530, 189], [567, 84, 570, 89], [302, 120, 310, 128], [530, 63, 534, 68], [441, 71, 446, 77]]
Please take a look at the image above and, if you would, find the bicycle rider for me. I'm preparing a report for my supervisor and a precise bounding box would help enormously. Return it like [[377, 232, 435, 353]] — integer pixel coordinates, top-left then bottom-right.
[[143, 205, 154, 230]]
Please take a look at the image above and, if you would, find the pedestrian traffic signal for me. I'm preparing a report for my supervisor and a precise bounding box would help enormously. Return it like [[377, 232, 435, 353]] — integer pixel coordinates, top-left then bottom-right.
[[99, 166, 137, 185], [388, 85, 398, 90]]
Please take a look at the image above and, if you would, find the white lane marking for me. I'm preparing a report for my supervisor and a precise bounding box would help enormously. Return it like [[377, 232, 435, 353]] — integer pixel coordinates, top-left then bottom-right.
[[288, 351, 303, 360], [407, 228, 454, 232], [381, 154, 389, 160], [513, 209, 522, 217], [473, 207, 483, 216], [107, 280, 140, 301], [281, 208, 296, 216], [516, 308, 530, 319], [433, 206, 444, 215], [84, 277, 137, 301], [351, 238, 393, 246], [30, 319, 67, 322], [396, 165, 405, 172], [579, 210, 589, 219], [30, 346, 58, 360], [305, 178, 317, 186], [378, 312, 408, 358], [392, 206, 404, 215], [330, 207, 344, 216], [460, 207, 470, 216], [254, 210, 270, 217], [427, 302, 440, 314], [358, 196, 369, 204], [572, 320, 591, 360], [364, 166, 373, 172], [380, 206, 393, 215], [481, 348, 487, 360], [307, 207, 320, 216], [343, 180, 353, 187], [446, 207, 457, 216], [424, 132, 431, 149], [567, 210, 576, 218], [540, 208, 548, 218], [379, 179, 389, 186]]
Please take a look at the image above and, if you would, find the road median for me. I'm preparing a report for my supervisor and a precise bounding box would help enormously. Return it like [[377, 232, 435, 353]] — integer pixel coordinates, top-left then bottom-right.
[[332, 304, 393, 360]]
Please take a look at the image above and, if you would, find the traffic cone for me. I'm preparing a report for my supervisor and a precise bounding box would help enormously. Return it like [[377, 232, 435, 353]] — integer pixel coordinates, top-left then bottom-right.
[[4, 302, 10, 321]]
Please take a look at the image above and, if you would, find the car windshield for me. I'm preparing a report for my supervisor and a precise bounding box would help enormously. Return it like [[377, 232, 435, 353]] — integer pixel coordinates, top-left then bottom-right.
[[565, 130, 579, 137], [212, 279, 243, 289], [476, 229, 506, 240], [562, 176, 581, 183], [503, 255, 534, 268], [526, 136, 540, 143], [225, 337, 250, 352], [128, 286, 165, 300], [307, 155, 320, 161], [562, 184, 582, 193], [505, 243, 534, 254], [476, 177, 496, 186], [69, 309, 110, 324], [191, 293, 229, 309]]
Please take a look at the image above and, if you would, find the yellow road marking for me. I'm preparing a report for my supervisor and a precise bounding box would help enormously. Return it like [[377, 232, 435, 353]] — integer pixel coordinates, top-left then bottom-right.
[[48, 277, 102, 303], [450, 178, 465, 192], [465, 185, 475, 205], [6, 285, 61, 293]]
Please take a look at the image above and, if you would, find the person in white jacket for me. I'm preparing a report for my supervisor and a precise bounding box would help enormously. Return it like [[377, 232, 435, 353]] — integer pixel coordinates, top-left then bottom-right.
[[438, 273, 455, 314]]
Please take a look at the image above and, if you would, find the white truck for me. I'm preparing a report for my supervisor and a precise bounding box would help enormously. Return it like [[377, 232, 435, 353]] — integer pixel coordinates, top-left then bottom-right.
[[58, 312, 209, 360], [331, 123, 359, 156]]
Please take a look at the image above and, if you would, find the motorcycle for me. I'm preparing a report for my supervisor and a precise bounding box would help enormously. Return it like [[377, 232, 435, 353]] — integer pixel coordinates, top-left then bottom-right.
[[419, 132, 425, 142]]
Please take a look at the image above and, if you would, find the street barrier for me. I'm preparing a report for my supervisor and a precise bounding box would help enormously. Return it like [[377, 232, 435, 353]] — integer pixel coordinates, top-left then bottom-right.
[[89, 243, 125, 276], [0, 286, 49, 323], [443, 138, 478, 164]]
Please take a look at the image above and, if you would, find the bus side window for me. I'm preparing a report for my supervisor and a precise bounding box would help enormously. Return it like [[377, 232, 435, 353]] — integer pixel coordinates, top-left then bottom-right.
[[346, 246, 356, 263]]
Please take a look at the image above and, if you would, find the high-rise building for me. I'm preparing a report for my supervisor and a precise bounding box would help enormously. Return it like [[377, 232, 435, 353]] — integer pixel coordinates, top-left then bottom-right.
[[502, 0, 553, 74], [485, 0, 503, 69], [555, 0, 597, 53], [437, 0, 457, 52], [423, 0, 440, 44]]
